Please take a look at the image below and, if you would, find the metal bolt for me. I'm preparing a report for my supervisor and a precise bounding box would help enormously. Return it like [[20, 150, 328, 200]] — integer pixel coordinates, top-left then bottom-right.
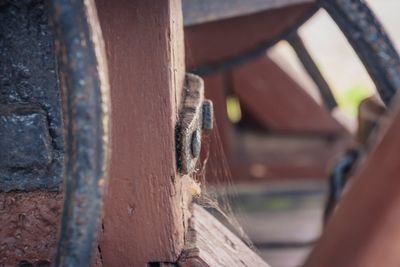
[[202, 99, 214, 130], [190, 129, 201, 158]]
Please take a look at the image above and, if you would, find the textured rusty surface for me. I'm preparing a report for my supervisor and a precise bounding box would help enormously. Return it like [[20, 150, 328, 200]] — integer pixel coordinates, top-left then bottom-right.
[[0, 191, 63, 266], [0, 104, 52, 170], [51, 0, 111, 265], [0, 0, 64, 192], [0, 1, 64, 265], [176, 74, 205, 174]]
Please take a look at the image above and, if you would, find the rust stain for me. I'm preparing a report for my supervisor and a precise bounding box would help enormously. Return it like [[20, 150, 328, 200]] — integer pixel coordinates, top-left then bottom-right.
[[0, 191, 63, 266]]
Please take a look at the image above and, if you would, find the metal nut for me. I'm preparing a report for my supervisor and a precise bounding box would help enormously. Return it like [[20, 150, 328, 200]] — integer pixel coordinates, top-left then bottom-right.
[[202, 99, 213, 130]]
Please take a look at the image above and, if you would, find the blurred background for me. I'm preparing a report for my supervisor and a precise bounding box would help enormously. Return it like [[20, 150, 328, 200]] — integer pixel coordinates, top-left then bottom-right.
[[184, 1, 400, 266]]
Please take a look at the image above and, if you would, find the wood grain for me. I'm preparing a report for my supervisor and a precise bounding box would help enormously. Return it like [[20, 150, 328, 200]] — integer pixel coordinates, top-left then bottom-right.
[[178, 204, 270, 267], [96, 0, 189, 265]]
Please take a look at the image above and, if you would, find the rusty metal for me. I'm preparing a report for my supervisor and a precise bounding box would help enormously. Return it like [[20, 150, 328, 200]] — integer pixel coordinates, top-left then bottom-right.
[[176, 73, 213, 174], [51, 0, 110, 266], [0, 0, 64, 192], [202, 99, 214, 130], [320, 0, 400, 105], [324, 149, 359, 222], [190, 129, 201, 158], [286, 31, 338, 111]]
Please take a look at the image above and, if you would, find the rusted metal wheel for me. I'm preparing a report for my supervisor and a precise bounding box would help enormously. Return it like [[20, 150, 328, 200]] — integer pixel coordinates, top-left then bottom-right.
[[51, 0, 110, 266], [186, 0, 400, 107]]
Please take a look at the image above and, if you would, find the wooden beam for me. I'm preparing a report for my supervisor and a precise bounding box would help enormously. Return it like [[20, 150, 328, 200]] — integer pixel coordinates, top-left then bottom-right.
[[96, 1, 189, 265], [184, 3, 316, 69], [178, 204, 270, 266], [232, 56, 346, 134], [304, 100, 400, 267], [202, 69, 350, 182], [183, 0, 315, 26]]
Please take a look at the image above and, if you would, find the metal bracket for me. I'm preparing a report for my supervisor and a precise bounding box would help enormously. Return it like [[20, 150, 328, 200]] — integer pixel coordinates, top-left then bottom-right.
[[176, 73, 213, 175]]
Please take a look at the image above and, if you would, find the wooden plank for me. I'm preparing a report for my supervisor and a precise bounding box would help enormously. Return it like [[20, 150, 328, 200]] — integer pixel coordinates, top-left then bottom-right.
[[96, 1, 189, 265], [234, 130, 347, 179], [178, 204, 270, 267], [184, 3, 316, 69], [183, 0, 315, 26], [232, 56, 346, 134], [304, 100, 400, 267]]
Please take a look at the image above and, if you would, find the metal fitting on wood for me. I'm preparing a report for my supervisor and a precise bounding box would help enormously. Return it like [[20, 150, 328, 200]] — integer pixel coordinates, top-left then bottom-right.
[[202, 99, 214, 130], [176, 73, 213, 174]]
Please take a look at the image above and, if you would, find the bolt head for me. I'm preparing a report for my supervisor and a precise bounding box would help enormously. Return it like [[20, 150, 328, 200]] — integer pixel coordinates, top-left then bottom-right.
[[190, 129, 201, 158], [202, 99, 214, 130]]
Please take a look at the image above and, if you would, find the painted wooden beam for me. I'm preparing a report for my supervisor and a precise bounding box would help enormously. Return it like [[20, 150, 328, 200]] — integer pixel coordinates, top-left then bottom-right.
[[232, 56, 345, 134], [183, 0, 315, 26], [96, 0, 189, 265], [184, 3, 316, 69]]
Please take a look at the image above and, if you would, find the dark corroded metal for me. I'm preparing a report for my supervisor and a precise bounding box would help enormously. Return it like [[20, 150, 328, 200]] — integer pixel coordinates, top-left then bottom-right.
[[0, 104, 52, 169], [324, 149, 359, 223], [321, 0, 400, 105], [286, 31, 338, 111], [177, 73, 213, 174], [0, 0, 64, 192], [190, 129, 201, 158], [202, 99, 214, 130], [51, 0, 110, 266]]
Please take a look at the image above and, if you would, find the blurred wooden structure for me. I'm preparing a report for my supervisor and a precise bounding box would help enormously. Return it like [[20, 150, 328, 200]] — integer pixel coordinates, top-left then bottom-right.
[[184, 2, 351, 182], [2, 0, 400, 266]]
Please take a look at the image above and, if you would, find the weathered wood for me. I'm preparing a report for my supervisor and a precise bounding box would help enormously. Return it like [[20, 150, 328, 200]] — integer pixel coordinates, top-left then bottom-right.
[[183, 0, 315, 26], [304, 99, 400, 267], [184, 3, 316, 69], [232, 56, 345, 134], [96, 0, 190, 265], [233, 130, 346, 179], [178, 204, 270, 267]]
